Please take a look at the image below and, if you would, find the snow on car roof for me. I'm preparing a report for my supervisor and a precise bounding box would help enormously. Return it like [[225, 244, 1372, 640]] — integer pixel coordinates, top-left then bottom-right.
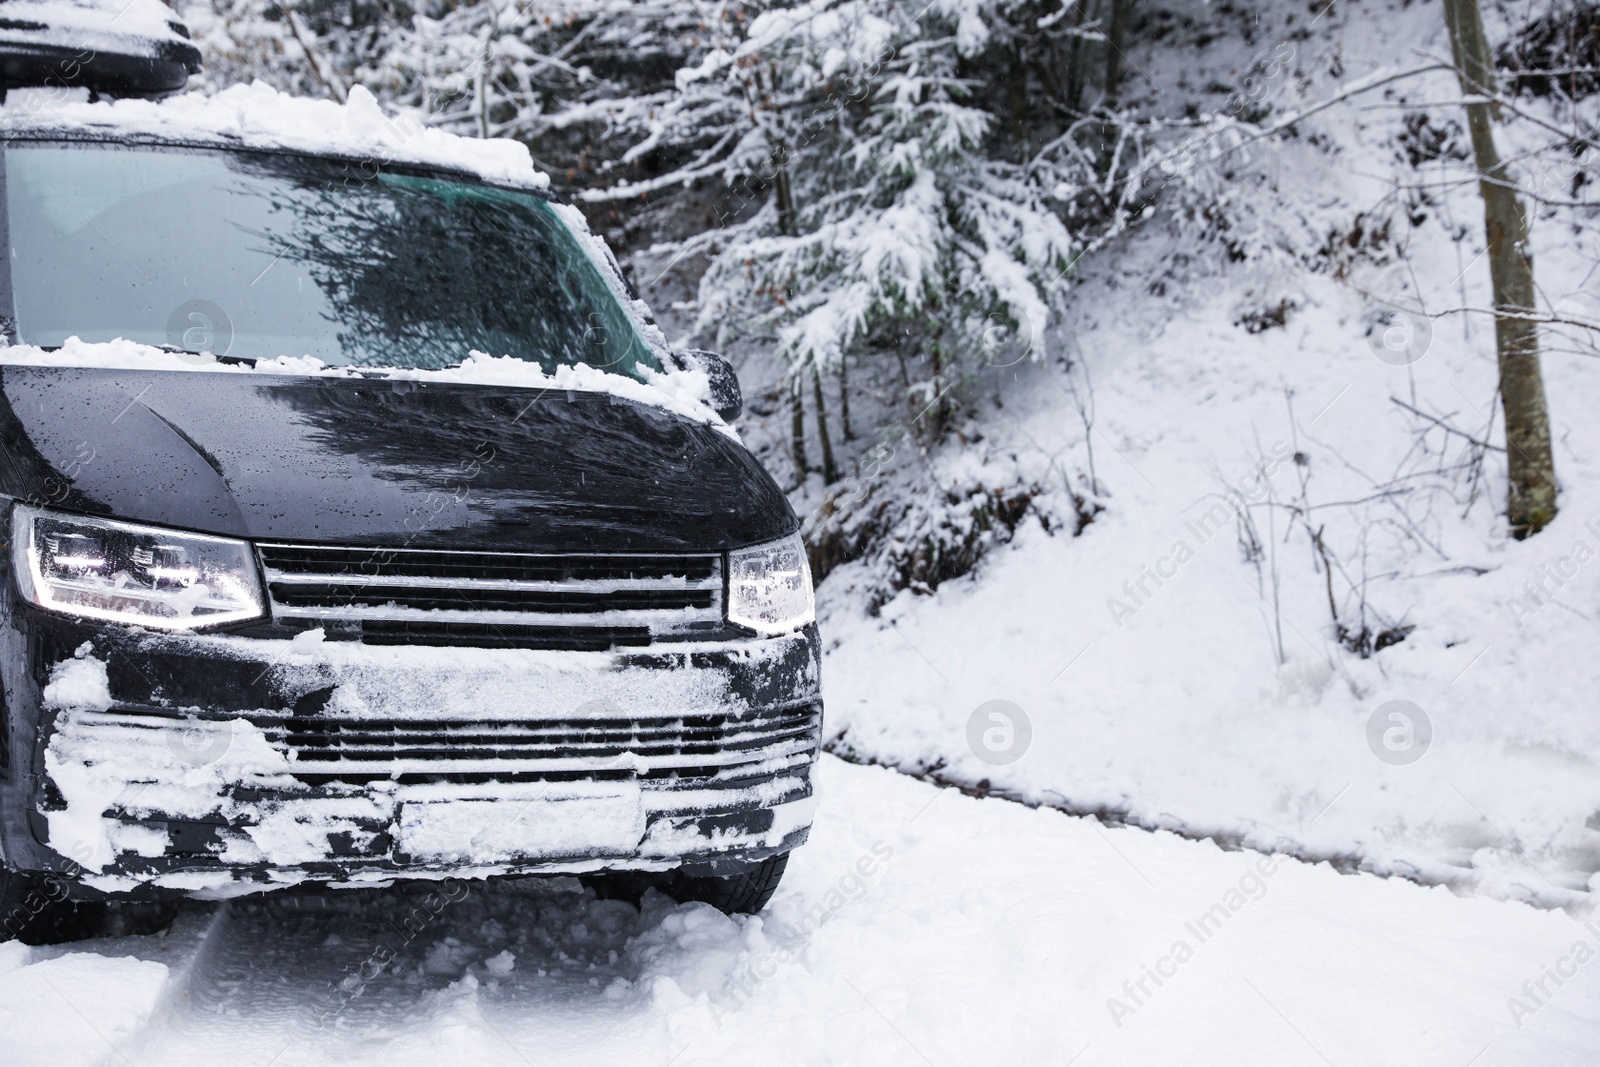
[[0, 80, 550, 191]]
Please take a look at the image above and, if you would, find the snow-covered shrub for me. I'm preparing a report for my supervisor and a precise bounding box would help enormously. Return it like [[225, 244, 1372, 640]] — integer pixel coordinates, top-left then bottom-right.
[[807, 464, 1051, 610], [1497, 0, 1600, 100]]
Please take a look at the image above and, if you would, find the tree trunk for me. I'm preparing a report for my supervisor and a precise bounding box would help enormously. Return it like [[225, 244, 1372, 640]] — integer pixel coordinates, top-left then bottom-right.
[[1442, 0, 1558, 537], [283, 8, 347, 103], [1038, 21, 1067, 118], [474, 8, 495, 140], [838, 357, 854, 441], [1064, 0, 1095, 115], [812, 367, 839, 484], [753, 63, 799, 238], [773, 147, 798, 237], [1006, 45, 1030, 147], [1104, 0, 1128, 107], [789, 374, 808, 483]]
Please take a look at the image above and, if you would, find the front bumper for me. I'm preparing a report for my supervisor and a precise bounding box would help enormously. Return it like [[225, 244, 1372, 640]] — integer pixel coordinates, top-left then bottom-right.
[[1, 612, 822, 898]]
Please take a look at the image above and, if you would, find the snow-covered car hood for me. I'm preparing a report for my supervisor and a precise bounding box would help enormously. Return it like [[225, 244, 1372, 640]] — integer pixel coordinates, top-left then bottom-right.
[[0, 364, 793, 551]]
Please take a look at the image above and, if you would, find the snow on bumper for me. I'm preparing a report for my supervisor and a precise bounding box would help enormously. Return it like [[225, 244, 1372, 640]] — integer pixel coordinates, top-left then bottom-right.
[[32, 630, 821, 894]]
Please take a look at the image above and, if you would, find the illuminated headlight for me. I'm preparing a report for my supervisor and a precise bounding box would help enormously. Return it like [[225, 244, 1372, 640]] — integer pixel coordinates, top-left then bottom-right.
[[726, 533, 814, 636], [11, 505, 265, 629]]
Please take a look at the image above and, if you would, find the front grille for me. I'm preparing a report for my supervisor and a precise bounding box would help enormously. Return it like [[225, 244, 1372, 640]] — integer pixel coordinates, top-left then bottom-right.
[[73, 702, 823, 788], [262, 702, 821, 785], [257, 544, 723, 647]]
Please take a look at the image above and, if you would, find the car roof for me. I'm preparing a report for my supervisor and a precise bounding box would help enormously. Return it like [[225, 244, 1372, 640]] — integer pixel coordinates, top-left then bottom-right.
[[0, 125, 549, 198], [0, 82, 554, 194]]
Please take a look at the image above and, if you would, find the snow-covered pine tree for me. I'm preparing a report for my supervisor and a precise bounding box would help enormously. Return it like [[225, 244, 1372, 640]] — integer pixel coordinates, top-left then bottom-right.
[[181, 0, 680, 156], [181, 0, 409, 99], [582, 2, 1085, 463]]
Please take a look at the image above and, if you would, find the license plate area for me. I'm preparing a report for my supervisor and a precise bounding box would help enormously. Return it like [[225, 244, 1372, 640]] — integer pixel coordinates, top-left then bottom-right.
[[396, 788, 645, 863]]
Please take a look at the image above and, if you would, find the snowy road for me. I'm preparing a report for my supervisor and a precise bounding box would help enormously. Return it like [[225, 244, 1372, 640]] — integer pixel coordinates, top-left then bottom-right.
[[3, 756, 1597, 1066]]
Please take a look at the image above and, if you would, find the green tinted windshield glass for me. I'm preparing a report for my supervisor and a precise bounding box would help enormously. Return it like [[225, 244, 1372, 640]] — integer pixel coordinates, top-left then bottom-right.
[[3, 144, 660, 377]]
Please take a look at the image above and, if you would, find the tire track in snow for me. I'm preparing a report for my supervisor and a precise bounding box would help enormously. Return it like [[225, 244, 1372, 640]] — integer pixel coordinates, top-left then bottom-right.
[[821, 741, 1586, 909]]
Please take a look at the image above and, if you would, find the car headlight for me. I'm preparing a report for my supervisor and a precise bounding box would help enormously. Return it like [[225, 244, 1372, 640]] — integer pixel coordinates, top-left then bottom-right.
[[726, 532, 815, 636], [11, 505, 265, 629]]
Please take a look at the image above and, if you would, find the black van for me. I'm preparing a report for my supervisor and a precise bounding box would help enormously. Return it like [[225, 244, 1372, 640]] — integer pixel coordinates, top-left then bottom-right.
[[0, 6, 820, 937]]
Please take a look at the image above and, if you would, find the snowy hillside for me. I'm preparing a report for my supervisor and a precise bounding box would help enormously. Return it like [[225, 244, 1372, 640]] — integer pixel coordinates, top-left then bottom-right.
[[791, 0, 1600, 908]]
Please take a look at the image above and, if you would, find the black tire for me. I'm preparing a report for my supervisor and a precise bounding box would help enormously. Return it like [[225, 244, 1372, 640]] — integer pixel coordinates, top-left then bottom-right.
[[667, 851, 790, 915], [0, 866, 173, 944], [0, 866, 29, 942], [583, 851, 791, 916], [102, 900, 179, 938], [0, 867, 86, 944]]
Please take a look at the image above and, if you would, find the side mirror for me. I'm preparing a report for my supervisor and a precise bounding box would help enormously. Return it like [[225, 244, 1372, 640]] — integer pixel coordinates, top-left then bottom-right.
[[683, 350, 742, 421]]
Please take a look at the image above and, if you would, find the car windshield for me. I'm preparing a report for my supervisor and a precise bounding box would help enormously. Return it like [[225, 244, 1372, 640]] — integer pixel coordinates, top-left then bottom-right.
[[1, 143, 662, 378]]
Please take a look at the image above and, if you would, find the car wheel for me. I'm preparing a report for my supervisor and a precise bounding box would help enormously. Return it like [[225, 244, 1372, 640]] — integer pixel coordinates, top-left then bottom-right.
[[663, 852, 791, 915], [101, 900, 179, 938], [0, 867, 80, 944], [0, 866, 28, 942], [0, 867, 173, 944], [583, 851, 792, 916]]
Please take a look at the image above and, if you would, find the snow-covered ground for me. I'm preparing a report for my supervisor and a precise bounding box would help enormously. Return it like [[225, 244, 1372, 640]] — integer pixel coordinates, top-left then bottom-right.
[[809, 0, 1600, 908], [4, 756, 1598, 1066], [817, 273, 1600, 906]]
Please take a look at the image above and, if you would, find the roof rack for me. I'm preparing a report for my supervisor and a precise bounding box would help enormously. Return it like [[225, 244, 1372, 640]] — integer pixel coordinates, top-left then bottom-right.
[[0, 0, 201, 99]]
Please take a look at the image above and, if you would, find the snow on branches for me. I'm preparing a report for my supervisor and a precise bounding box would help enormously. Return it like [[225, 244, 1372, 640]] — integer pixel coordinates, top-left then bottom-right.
[[579, 2, 1083, 387]]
